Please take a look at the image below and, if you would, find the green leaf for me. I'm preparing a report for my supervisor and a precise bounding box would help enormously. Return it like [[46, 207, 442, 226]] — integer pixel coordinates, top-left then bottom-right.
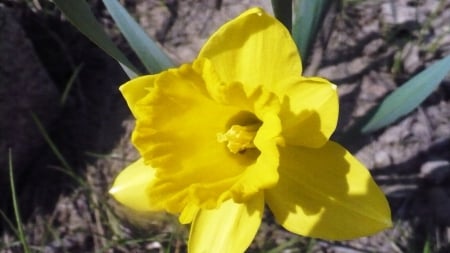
[[53, 0, 138, 74], [102, 0, 175, 73], [292, 0, 332, 62], [362, 54, 450, 133], [119, 62, 139, 79], [271, 0, 293, 32]]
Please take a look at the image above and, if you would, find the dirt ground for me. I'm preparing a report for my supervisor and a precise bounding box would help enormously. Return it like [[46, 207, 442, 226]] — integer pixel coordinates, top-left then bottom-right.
[[0, 0, 450, 252]]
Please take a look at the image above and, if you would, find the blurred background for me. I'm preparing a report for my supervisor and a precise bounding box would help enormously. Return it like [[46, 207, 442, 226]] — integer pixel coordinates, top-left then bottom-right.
[[0, 0, 449, 252]]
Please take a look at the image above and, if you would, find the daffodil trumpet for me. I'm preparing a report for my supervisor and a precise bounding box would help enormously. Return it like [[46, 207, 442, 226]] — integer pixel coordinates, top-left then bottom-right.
[[110, 7, 391, 253]]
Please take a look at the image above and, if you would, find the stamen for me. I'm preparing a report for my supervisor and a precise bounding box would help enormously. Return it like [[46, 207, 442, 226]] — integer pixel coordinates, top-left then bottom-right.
[[217, 123, 260, 154]]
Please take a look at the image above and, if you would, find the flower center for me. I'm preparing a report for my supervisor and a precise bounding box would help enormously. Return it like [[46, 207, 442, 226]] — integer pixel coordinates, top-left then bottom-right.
[[217, 123, 261, 154]]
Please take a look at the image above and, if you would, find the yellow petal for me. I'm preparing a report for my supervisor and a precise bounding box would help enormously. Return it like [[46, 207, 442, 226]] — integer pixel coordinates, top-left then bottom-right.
[[109, 159, 160, 212], [179, 203, 200, 224], [131, 59, 281, 213], [265, 142, 392, 240], [198, 7, 302, 94], [119, 75, 156, 117], [188, 192, 264, 253], [279, 77, 338, 148]]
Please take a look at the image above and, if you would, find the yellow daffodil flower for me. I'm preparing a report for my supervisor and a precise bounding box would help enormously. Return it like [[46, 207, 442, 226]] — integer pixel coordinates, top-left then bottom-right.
[[110, 7, 391, 253]]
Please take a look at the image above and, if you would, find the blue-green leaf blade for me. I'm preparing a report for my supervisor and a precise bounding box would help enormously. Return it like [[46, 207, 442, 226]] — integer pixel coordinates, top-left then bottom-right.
[[119, 62, 138, 79], [292, 0, 332, 62], [53, 0, 138, 74], [103, 0, 174, 73], [271, 0, 293, 32], [362, 54, 450, 133]]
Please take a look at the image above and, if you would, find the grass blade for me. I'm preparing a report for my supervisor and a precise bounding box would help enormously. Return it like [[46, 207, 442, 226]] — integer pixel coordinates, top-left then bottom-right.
[[60, 64, 83, 106], [422, 238, 431, 253], [103, 0, 175, 73], [53, 0, 139, 74], [8, 149, 31, 253], [0, 210, 19, 236], [292, 0, 332, 62], [30, 113, 87, 187], [362, 54, 450, 133], [31, 113, 72, 171]]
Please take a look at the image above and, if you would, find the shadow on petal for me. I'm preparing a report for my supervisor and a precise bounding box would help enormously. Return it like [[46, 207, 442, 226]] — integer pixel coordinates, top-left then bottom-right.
[[279, 80, 338, 149], [266, 141, 391, 240]]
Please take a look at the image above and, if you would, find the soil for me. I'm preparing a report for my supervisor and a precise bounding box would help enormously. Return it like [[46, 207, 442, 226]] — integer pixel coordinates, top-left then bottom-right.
[[0, 0, 449, 252]]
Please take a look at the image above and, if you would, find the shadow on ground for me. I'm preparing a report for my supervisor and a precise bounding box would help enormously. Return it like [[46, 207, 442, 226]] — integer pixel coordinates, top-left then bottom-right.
[[1, 5, 130, 226]]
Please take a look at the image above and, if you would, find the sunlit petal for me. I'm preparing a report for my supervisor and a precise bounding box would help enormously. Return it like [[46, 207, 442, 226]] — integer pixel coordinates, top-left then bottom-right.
[[266, 142, 392, 240], [189, 192, 264, 253], [199, 7, 302, 94], [109, 159, 159, 212], [119, 75, 156, 117]]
